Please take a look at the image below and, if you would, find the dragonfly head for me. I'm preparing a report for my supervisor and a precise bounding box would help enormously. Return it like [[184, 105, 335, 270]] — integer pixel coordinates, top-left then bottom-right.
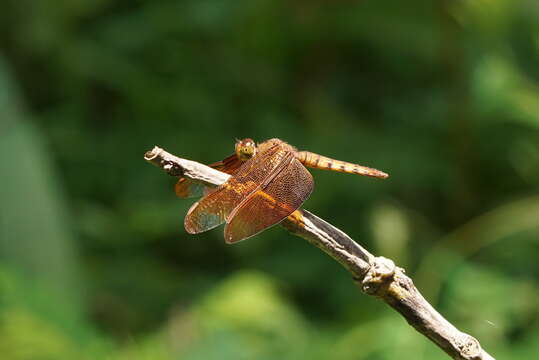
[[235, 138, 257, 161]]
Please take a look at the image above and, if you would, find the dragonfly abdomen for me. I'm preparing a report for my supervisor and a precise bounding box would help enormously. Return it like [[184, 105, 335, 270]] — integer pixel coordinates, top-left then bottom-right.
[[296, 151, 389, 179]]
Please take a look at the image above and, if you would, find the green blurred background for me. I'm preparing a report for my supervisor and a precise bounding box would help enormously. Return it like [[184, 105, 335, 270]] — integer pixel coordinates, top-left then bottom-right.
[[1, 0, 538, 359]]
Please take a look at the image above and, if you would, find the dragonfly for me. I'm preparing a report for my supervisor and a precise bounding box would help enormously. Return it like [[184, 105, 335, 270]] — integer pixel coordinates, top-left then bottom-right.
[[176, 138, 388, 243]]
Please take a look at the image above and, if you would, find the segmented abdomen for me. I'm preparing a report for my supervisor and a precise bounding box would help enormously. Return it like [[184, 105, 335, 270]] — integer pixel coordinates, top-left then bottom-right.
[[296, 151, 389, 179]]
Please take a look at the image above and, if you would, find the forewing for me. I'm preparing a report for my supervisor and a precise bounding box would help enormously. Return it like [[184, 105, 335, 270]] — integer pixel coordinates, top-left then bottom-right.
[[184, 144, 289, 234], [224, 158, 314, 243], [175, 153, 242, 198]]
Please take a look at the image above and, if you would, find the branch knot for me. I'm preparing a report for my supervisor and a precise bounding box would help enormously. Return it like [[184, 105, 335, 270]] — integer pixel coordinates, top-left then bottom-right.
[[361, 256, 396, 296], [457, 334, 483, 360]]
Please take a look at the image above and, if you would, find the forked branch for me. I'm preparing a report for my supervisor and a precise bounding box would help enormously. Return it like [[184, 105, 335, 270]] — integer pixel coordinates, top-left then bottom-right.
[[144, 146, 495, 360]]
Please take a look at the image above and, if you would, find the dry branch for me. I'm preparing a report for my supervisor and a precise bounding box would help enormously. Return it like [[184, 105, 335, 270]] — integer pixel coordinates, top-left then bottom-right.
[[144, 146, 495, 360]]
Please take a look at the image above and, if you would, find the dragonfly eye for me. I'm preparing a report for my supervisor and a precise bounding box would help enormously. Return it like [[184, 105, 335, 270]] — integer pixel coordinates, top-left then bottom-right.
[[235, 138, 257, 161]]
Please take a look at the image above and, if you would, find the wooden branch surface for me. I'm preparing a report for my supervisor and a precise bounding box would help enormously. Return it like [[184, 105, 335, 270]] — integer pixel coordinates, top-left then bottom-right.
[[144, 146, 495, 360]]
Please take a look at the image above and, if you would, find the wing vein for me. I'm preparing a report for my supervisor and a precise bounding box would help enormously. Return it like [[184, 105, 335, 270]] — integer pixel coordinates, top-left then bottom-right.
[[225, 151, 295, 223]]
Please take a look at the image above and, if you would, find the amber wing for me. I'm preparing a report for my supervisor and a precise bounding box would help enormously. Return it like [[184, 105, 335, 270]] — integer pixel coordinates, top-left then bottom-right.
[[184, 144, 290, 234], [224, 157, 313, 243], [175, 153, 243, 198]]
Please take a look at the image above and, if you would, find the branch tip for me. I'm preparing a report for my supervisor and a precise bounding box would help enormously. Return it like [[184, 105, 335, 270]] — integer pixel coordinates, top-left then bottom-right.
[[144, 146, 163, 161]]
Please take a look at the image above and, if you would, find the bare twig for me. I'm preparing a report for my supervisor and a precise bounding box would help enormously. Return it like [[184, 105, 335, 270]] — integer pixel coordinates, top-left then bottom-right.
[[144, 146, 495, 360]]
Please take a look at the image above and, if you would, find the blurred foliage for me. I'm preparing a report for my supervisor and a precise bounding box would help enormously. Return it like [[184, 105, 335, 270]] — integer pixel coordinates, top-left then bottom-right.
[[1, 0, 538, 359]]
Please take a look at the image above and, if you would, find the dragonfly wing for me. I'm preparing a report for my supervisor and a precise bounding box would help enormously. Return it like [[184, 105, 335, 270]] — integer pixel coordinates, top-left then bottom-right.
[[184, 144, 288, 234], [184, 184, 245, 233], [224, 158, 314, 243], [175, 153, 243, 198], [175, 179, 208, 199]]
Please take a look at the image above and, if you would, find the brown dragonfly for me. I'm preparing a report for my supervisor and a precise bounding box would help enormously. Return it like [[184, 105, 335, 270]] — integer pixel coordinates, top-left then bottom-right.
[[177, 138, 388, 243]]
